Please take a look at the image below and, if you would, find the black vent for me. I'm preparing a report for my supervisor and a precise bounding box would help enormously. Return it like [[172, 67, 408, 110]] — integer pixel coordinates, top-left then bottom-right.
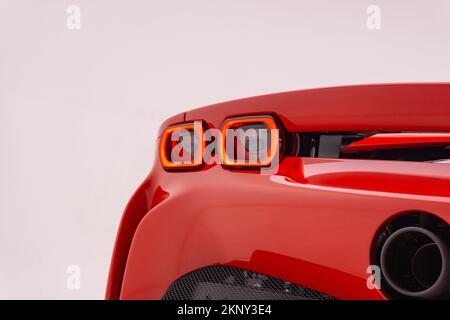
[[162, 265, 334, 300]]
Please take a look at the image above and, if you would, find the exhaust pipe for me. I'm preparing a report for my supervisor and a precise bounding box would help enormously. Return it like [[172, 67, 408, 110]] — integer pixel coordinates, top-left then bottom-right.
[[380, 226, 450, 299]]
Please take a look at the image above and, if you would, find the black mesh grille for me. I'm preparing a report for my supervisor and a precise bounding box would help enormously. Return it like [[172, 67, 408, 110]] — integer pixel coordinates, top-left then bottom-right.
[[162, 265, 334, 300]]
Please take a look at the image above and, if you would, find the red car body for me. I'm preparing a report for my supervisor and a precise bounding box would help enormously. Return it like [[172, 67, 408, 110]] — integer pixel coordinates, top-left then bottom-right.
[[106, 83, 450, 300]]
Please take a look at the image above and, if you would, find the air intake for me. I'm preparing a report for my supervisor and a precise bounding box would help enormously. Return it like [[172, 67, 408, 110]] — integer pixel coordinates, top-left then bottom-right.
[[162, 265, 334, 300]]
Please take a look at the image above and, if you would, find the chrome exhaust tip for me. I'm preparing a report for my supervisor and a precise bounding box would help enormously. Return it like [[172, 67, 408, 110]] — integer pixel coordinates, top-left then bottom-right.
[[380, 226, 450, 299]]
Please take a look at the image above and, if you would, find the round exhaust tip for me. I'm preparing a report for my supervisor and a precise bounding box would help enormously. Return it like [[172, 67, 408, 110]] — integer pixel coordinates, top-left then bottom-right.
[[380, 226, 450, 299]]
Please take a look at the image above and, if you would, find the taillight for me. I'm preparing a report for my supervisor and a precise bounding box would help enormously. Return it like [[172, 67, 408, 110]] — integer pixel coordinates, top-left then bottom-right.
[[221, 115, 280, 167], [160, 122, 204, 170]]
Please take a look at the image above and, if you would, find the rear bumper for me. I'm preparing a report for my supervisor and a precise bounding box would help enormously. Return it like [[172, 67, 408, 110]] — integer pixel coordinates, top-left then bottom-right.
[[110, 159, 450, 300]]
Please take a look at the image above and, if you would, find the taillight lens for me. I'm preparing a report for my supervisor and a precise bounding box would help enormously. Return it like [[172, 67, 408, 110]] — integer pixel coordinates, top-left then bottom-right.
[[160, 122, 204, 170], [221, 116, 280, 167]]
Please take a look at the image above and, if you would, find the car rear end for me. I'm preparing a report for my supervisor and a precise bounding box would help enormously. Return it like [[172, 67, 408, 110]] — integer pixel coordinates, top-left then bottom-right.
[[106, 83, 450, 300]]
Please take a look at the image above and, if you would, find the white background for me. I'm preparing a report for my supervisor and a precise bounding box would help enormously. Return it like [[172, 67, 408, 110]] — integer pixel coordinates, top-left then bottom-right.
[[1, 0, 449, 299]]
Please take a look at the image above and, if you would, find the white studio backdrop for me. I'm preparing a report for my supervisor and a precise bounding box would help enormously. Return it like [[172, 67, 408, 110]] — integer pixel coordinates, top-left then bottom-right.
[[1, 0, 450, 299]]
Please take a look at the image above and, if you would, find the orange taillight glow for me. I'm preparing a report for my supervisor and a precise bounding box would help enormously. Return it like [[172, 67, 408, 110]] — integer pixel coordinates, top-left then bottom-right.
[[160, 122, 205, 170], [221, 116, 280, 167]]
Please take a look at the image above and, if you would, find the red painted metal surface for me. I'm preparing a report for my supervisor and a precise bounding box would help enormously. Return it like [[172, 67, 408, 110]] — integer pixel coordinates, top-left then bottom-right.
[[185, 83, 450, 132], [106, 84, 450, 300], [342, 133, 450, 152]]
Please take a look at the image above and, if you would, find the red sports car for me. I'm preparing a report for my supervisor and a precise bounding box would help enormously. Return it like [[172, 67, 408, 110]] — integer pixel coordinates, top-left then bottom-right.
[[106, 83, 450, 300]]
